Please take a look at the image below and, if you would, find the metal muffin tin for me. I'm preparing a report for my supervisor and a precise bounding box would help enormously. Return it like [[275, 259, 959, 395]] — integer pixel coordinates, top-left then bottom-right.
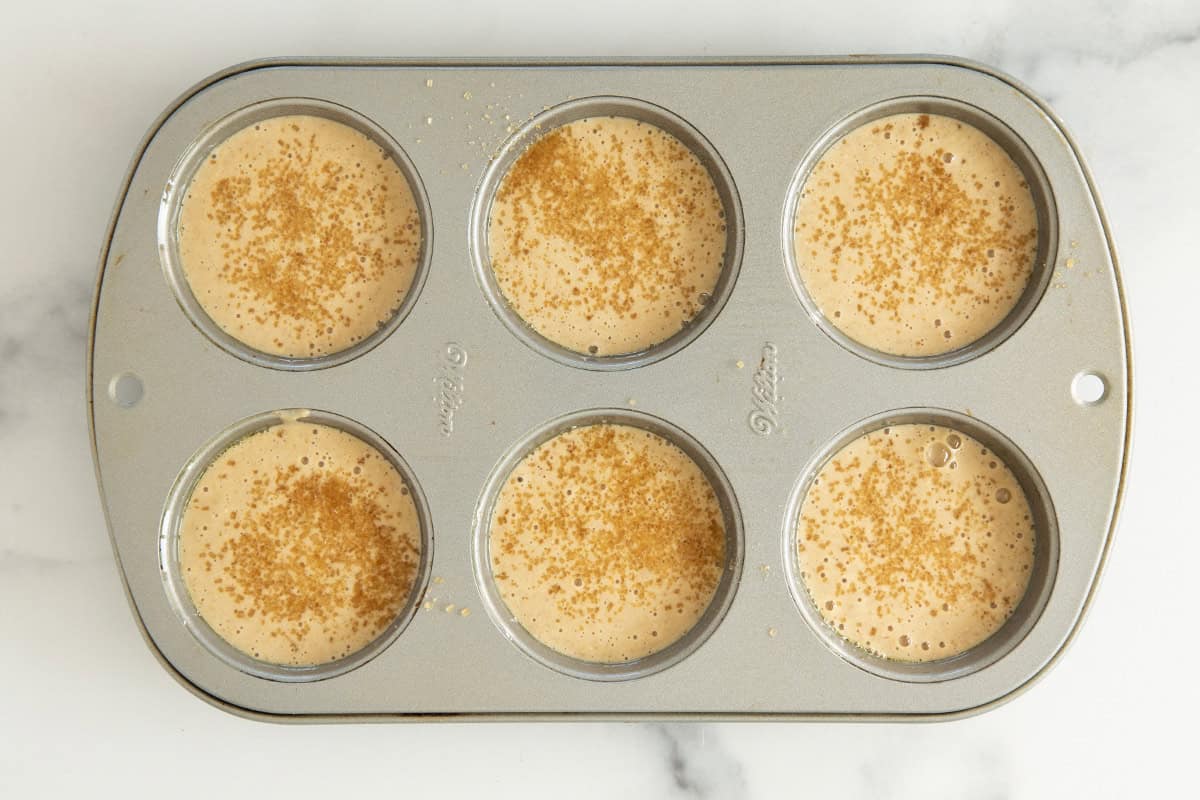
[[88, 57, 1131, 721]]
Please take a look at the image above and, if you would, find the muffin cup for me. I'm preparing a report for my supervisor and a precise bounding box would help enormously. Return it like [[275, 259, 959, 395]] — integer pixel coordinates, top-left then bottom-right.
[[158, 408, 433, 682], [784, 407, 1059, 682], [783, 96, 1059, 370], [472, 408, 744, 680], [158, 98, 433, 371], [469, 96, 744, 371]]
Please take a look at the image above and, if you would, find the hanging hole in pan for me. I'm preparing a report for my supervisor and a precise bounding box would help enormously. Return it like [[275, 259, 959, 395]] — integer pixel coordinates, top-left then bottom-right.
[[1071, 371, 1107, 405], [107, 372, 144, 408]]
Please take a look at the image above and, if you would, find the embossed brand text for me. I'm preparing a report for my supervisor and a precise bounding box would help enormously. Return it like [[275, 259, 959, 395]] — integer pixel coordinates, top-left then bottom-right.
[[749, 343, 780, 435], [436, 343, 467, 437]]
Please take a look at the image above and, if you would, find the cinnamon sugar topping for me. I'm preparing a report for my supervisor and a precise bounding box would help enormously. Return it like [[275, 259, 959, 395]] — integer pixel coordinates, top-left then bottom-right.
[[489, 423, 726, 663], [488, 116, 728, 356], [179, 421, 422, 666], [794, 113, 1039, 357], [796, 423, 1035, 662], [178, 114, 422, 358]]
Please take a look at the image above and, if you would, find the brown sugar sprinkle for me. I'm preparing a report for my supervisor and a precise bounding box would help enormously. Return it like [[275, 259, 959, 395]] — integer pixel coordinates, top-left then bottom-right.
[[199, 467, 419, 640], [180, 422, 421, 665], [178, 115, 421, 357], [794, 113, 1038, 356], [490, 424, 725, 635], [488, 116, 727, 356], [797, 423, 1035, 662]]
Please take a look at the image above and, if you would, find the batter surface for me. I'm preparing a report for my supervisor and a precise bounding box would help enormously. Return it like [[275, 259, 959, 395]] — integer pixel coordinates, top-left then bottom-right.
[[489, 423, 727, 663], [793, 113, 1039, 357], [488, 116, 728, 357], [796, 423, 1035, 662], [179, 419, 423, 666], [178, 114, 423, 358]]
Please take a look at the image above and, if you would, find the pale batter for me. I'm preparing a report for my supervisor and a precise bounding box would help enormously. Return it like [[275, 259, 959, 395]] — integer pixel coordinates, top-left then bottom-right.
[[488, 116, 728, 357], [793, 113, 1039, 357], [796, 423, 1035, 662], [489, 423, 727, 663], [179, 419, 423, 666], [178, 114, 423, 358]]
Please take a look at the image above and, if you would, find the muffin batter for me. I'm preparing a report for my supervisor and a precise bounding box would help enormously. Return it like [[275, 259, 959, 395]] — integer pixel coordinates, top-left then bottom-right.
[[179, 418, 423, 666], [796, 423, 1035, 661], [178, 114, 423, 358], [793, 113, 1039, 357], [488, 116, 728, 356], [489, 423, 727, 663]]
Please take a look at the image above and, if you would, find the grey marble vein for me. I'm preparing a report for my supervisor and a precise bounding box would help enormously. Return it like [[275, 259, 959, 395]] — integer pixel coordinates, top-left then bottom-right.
[[653, 724, 747, 799], [0, 270, 105, 561]]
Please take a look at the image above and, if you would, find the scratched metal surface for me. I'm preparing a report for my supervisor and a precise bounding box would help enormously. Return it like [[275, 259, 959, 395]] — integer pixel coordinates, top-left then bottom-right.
[[88, 57, 1130, 720]]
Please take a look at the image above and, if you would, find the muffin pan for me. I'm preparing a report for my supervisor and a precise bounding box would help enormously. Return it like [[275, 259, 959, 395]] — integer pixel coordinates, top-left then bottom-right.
[[88, 57, 1131, 721]]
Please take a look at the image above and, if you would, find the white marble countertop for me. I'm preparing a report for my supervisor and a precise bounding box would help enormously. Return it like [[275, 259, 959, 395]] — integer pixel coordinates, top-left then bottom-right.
[[1, 0, 1193, 796]]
